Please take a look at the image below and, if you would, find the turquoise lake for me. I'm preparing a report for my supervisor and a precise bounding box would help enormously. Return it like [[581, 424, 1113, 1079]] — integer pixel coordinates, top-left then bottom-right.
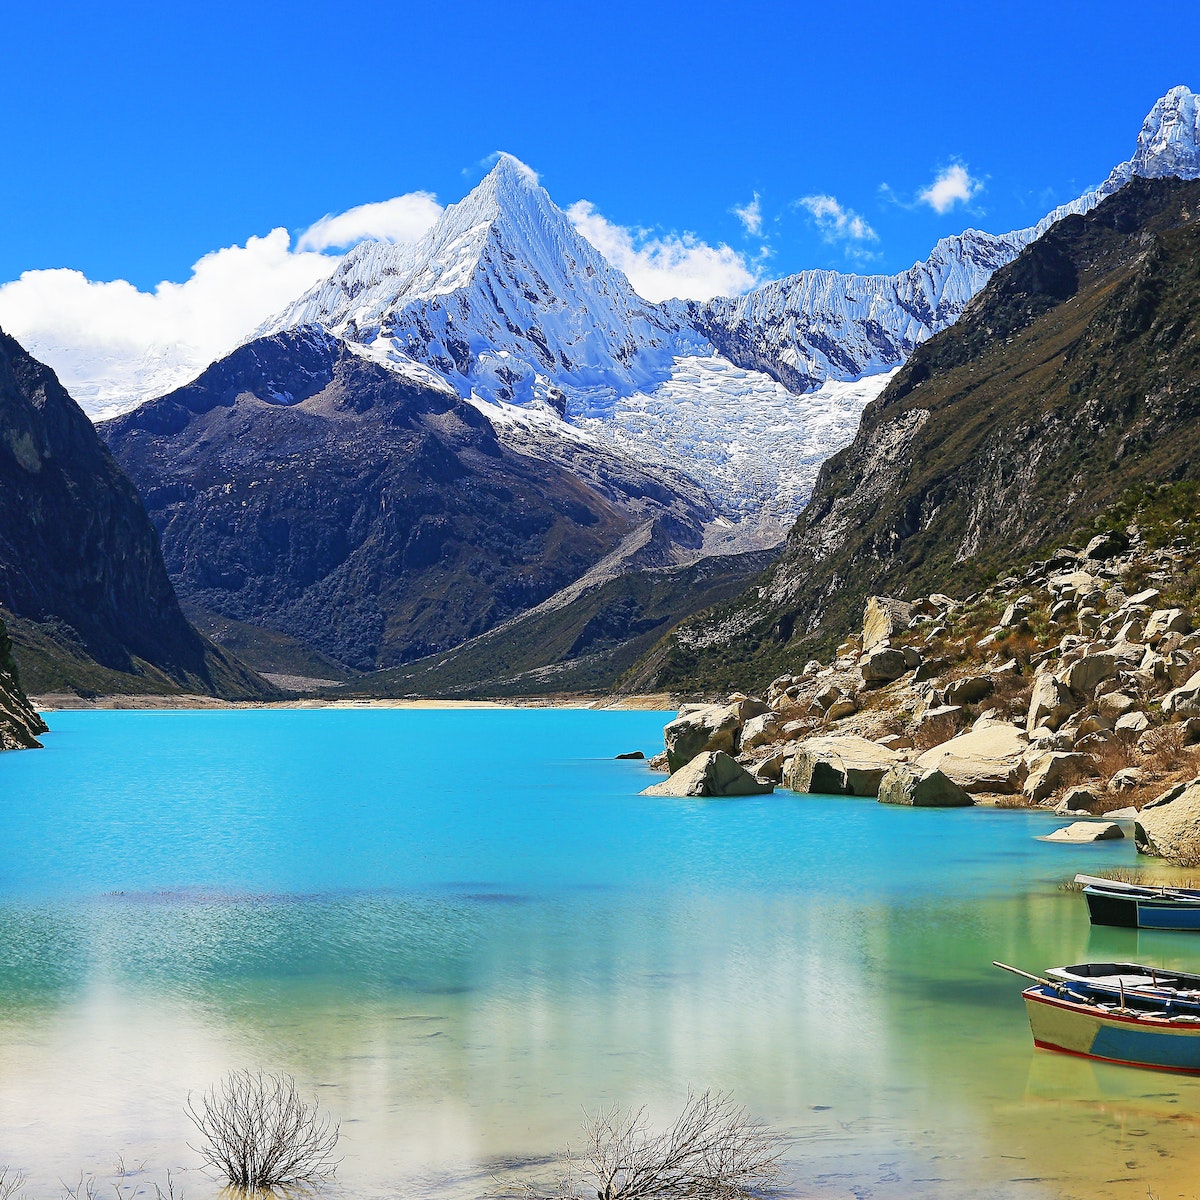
[[2, 708, 1200, 1198]]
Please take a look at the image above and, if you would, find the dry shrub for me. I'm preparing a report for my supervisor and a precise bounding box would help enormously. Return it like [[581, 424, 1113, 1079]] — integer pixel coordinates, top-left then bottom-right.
[[1140, 724, 1196, 772], [186, 1069, 339, 1191], [912, 711, 962, 752], [514, 1090, 785, 1200], [0, 1168, 25, 1200], [1088, 737, 1136, 778]]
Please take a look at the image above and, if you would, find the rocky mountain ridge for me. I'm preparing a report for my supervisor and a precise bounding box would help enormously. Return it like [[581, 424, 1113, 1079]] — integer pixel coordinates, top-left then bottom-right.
[[635, 177, 1200, 694], [102, 328, 728, 674], [695, 86, 1200, 397], [256, 89, 1200, 531]]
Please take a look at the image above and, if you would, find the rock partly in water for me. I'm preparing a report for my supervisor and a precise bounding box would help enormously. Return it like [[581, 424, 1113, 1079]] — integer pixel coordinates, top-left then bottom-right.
[[878, 765, 973, 807], [1134, 778, 1200, 860], [915, 718, 1029, 794], [663, 704, 741, 772], [640, 750, 774, 798], [787, 735, 900, 797], [1044, 821, 1125, 843]]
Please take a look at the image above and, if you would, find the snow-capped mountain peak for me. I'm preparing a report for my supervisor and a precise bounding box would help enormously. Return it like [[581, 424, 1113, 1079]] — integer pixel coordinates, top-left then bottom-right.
[[264, 153, 702, 414], [1119, 85, 1200, 182]]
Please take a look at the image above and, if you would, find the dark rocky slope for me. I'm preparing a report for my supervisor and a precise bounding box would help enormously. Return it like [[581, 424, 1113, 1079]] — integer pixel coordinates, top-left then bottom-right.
[[102, 329, 717, 674], [0, 329, 267, 698], [634, 178, 1200, 694], [0, 617, 48, 748], [339, 546, 773, 699]]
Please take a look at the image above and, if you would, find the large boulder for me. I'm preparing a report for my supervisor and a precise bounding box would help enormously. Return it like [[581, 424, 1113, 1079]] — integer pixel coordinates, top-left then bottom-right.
[[787, 735, 900, 797], [739, 711, 781, 751], [1163, 671, 1200, 718], [641, 751, 774, 798], [944, 675, 994, 706], [878, 765, 973, 808], [1134, 778, 1200, 861], [1023, 751, 1093, 805], [1054, 786, 1103, 815], [663, 704, 741, 771], [863, 596, 913, 653], [915, 718, 1029, 794], [1061, 651, 1119, 698], [1146, 608, 1192, 642], [861, 644, 910, 684], [1026, 672, 1077, 733]]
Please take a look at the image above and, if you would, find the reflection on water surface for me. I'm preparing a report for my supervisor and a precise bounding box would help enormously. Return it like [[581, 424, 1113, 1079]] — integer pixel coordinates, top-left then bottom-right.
[[1, 709, 1199, 1198]]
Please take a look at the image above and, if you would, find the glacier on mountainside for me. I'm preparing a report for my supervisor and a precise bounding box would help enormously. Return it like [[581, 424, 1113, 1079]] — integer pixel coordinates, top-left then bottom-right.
[[576, 358, 894, 535], [264, 153, 889, 529]]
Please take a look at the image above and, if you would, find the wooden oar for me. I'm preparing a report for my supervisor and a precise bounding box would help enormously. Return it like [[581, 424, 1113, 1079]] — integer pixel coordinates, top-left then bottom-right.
[[992, 961, 1061, 989]]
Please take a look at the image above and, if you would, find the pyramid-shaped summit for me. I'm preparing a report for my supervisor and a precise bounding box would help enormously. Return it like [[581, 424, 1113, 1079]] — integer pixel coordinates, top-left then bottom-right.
[[268, 153, 703, 414]]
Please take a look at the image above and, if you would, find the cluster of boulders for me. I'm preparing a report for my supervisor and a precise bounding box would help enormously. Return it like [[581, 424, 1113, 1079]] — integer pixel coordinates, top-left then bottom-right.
[[638, 526, 1200, 860]]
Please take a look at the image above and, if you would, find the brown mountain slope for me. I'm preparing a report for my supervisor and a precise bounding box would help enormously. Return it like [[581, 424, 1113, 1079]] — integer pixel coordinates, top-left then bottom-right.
[[0, 329, 269, 698], [632, 177, 1200, 694]]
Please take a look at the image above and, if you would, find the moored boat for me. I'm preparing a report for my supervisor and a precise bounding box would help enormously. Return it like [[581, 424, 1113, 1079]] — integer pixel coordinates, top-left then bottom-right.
[[1074, 873, 1200, 931], [1046, 961, 1200, 1010], [1022, 982, 1200, 1073]]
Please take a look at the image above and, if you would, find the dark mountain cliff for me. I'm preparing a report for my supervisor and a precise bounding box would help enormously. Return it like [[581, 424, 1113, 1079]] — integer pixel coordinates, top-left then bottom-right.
[[634, 177, 1200, 693], [0, 328, 266, 698], [102, 329, 717, 674]]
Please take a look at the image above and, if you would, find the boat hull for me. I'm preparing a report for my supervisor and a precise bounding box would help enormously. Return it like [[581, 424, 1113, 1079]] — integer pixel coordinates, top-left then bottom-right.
[[1025, 986, 1200, 1073], [1084, 887, 1200, 931]]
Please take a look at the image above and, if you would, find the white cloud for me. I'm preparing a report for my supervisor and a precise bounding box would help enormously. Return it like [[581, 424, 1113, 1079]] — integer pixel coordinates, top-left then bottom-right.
[[566, 201, 759, 302], [0, 230, 340, 417], [918, 164, 982, 214], [797, 194, 879, 246], [297, 192, 443, 251], [732, 193, 762, 236], [0, 190, 444, 419]]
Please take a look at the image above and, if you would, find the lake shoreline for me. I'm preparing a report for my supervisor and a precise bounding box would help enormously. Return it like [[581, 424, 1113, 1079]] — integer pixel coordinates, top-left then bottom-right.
[[30, 691, 677, 713]]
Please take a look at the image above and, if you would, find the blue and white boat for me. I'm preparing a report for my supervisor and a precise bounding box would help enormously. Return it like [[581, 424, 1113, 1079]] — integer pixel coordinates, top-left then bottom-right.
[[1046, 961, 1200, 1011], [1022, 982, 1200, 1073], [1075, 873, 1200, 931]]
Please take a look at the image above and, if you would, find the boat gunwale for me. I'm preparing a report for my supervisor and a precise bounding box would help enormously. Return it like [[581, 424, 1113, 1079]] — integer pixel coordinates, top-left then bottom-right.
[[1024, 984, 1200, 1029]]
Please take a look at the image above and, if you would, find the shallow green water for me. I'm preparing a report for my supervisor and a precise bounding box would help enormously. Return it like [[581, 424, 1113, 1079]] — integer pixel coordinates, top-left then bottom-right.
[[1, 710, 1198, 1198]]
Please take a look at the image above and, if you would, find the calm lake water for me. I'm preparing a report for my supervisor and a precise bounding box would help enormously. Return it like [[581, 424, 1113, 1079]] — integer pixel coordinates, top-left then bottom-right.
[[2, 709, 1199, 1198]]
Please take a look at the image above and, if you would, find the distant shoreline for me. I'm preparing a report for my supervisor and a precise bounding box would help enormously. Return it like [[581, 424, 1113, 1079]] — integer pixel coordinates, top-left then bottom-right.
[[31, 692, 677, 713]]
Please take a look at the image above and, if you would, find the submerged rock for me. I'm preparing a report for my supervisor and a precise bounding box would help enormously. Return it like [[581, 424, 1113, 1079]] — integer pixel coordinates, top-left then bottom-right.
[[1044, 821, 1125, 843]]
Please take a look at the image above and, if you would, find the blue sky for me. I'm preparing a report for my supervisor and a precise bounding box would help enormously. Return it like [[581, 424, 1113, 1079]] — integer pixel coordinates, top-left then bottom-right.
[[1, 0, 1195, 291]]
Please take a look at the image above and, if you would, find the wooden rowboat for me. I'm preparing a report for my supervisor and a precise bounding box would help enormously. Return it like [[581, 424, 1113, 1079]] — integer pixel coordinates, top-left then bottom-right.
[[1074, 873, 1200, 931], [1045, 961, 1200, 1010], [1023, 983, 1200, 1073]]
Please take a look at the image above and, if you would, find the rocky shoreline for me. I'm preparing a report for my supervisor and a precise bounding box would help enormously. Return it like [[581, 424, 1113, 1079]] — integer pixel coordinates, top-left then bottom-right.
[[641, 525, 1200, 863]]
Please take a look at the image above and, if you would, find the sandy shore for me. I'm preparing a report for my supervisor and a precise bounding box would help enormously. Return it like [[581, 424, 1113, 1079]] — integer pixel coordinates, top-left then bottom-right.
[[32, 692, 677, 713]]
